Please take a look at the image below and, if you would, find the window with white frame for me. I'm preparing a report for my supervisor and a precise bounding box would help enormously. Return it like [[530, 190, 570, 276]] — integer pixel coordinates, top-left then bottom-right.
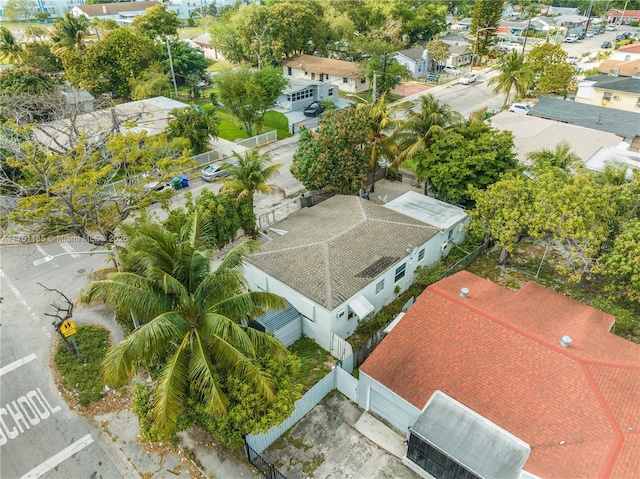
[[376, 279, 384, 294], [328, 87, 334, 97], [395, 263, 406, 283], [603, 91, 612, 101], [291, 88, 314, 102]]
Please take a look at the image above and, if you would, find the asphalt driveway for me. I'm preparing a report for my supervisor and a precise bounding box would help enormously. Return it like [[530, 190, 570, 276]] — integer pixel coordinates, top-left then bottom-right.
[[262, 392, 422, 479]]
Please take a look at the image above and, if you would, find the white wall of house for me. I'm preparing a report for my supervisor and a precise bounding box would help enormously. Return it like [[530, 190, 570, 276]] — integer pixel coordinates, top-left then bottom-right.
[[395, 55, 428, 78], [0, 0, 81, 20], [358, 371, 421, 433], [285, 67, 369, 94]]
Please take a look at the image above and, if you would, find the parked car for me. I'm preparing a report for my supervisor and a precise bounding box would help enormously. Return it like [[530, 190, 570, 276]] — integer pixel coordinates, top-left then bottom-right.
[[458, 73, 477, 85], [499, 43, 522, 52], [585, 31, 594, 37], [567, 56, 579, 64], [200, 160, 238, 182], [606, 24, 616, 31], [508, 103, 530, 115], [615, 34, 625, 41], [577, 31, 586, 40], [442, 66, 460, 75], [303, 101, 324, 117], [145, 181, 172, 192], [564, 34, 578, 43], [601, 41, 612, 48]]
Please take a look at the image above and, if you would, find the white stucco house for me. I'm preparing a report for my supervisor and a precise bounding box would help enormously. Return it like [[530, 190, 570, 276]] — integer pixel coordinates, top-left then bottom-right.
[[281, 54, 369, 95], [275, 78, 337, 112], [243, 192, 467, 352]]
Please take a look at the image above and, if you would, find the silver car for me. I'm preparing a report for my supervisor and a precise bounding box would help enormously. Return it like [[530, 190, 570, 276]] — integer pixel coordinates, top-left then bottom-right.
[[200, 160, 238, 182]]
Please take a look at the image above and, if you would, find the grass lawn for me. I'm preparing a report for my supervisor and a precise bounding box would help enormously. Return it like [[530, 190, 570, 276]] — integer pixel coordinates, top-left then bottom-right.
[[54, 325, 110, 406], [288, 337, 334, 393]]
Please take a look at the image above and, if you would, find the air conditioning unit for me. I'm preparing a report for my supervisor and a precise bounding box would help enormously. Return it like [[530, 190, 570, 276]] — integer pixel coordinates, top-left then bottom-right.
[[613, 95, 619, 100], [608, 68, 620, 77]]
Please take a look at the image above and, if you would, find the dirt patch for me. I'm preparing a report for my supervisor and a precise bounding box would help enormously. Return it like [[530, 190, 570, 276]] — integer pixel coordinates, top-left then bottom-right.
[[391, 81, 433, 97]]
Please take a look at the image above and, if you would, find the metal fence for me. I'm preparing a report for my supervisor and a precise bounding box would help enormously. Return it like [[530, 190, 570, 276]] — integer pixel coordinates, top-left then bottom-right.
[[441, 240, 490, 279], [352, 326, 389, 371], [300, 190, 335, 208], [245, 441, 288, 479], [234, 130, 278, 149]]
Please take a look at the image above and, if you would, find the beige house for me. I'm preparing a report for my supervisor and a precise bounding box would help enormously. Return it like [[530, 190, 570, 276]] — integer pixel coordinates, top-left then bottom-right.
[[191, 33, 227, 62], [575, 75, 640, 113], [281, 55, 369, 95]]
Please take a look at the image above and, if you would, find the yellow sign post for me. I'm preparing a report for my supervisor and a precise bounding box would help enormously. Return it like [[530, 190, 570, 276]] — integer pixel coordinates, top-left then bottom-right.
[[60, 319, 77, 338]]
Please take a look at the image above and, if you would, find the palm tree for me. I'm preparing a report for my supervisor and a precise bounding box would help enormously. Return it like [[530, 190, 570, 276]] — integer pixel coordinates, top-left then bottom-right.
[[597, 161, 628, 186], [80, 212, 287, 432], [488, 50, 529, 110], [51, 12, 90, 54], [0, 27, 23, 64], [220, 149, 283, 234], [356, 93, 400, 193], [395, 93, 464, 164], [167, 107, 219, 154], [527, 141, 581, 172]]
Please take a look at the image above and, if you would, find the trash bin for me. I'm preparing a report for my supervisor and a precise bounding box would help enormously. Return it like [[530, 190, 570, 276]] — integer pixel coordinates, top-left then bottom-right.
[[172, 177, 182, 190], [179, 174, 189, 188]]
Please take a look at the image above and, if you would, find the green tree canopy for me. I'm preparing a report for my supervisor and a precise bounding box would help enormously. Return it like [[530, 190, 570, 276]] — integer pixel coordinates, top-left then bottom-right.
[[20, 41, 63, 72], [160, 39, 208, 85], [214, 65, 288, 136], [51, 12, 90, 54], [604, 218, 640, 302], [469, 0, 502, 61], [80, 215, 291, 435], [526, 141, 581, 173], [291, 106, 371, 195], [0, 27, 23, 64], [167, 106, 219, 155], [524, 42, 575, 97], [414, 120, 517, 206], [132, 4, 181, 38], [0, 66, 57, 95]]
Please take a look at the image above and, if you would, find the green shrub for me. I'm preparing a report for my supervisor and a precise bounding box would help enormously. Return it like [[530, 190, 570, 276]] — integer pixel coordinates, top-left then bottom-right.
[[54, 325, 110, 406], [132, 381, 176, 443]]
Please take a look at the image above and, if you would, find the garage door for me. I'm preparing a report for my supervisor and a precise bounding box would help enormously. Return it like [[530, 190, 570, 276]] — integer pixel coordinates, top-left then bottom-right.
[[369, 388, 413, 432]]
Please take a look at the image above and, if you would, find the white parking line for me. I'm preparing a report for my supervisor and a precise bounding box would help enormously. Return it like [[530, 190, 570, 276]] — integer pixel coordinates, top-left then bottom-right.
[[19, 434, 94, 479], [0, 353, 37, 377], [59, 243, 79, 257], [0, 270, 51, 338]]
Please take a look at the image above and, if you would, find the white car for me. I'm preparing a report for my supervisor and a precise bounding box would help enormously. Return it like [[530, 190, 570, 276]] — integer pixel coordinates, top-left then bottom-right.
[[567, 56, 579, 64], [606, 24, 616, 31], [458, 73, 477, 85], [508, 103, 530, 115], [442, 66, 460, 75], [564, 34, 578, 43]]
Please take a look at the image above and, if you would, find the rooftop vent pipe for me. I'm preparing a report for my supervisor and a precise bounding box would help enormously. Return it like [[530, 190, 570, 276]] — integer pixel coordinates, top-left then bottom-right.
[[559, 335, 572, 348], [460, 287, 469, 298]]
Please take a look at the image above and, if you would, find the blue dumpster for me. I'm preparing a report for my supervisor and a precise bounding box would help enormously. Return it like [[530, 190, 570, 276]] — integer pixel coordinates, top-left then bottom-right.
[[179, 174, 189, 188]]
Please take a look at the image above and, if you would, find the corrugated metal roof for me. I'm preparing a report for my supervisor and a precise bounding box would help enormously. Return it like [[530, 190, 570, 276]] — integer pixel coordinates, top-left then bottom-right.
[[255, 300, 300, 331]]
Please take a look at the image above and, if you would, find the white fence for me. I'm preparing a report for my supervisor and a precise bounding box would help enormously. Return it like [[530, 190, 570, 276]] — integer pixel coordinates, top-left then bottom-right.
[[330, 331, 353, 362], [234, 130, 277, 149], [257, 198, 302, 229]]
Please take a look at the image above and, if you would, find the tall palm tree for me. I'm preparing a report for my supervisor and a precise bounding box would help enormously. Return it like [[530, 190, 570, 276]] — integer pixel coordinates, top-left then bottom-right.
[[356, 93, 400, 193], [527, 141, 581, 172], [597, 161, 629, 186], [0, 27, 23, 64], [80, 212, 287, 432], [488, 50, 529, 110], [51, 12, 90, 54], [394, 93, 464, 164]]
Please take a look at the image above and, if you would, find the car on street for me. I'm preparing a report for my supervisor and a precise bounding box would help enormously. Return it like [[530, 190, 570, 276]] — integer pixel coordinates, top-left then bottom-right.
[[564, 34, 578, 43], [200, 160, 238, 181], [606, 24, 616, 31], [567, 56, 579, 64], [458, 73, 477, 85], [442, 66, 460, 75], [508, 103, 530, 115], [303, 101, 324, 117], [586, 31, 594, 37], [601, 41, 612, 48], [498, 43, 522, 52]]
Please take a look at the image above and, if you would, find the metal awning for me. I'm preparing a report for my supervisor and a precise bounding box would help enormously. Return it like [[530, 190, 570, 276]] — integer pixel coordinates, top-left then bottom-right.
[[348, 295, 374, 319]]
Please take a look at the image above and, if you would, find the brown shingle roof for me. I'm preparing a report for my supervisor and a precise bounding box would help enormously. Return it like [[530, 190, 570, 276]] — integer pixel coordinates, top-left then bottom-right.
[[361, 270, 640, 479], [246, 196, 438, 310], [75, 1, 160, 17], [599, 58, 640, 77], [281, 55, 364, 79]]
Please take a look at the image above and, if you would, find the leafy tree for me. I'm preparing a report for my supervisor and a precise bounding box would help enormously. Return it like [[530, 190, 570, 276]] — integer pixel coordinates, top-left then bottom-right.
[[51, 12, 90, 54], [167, 106, 219, 155], [163, 189, 247, 250], [130, 63, 170, 100], [20, 41, 63, 72], [404, 1, 448, 44], [4, 131, 193, 244], [231, 3, 274, 68], [61, 28, 159, 97], [524, 42, 575, 97], [208, 10, 247, 65], [414, 120, 517, 206], [395, 93, 464, 165], [132, 4, 181, 38], [0, 66, 57, 94], [364, 53, 410, 97], [160, 39, 208, 85], [526, 141, 581, 173], [267, 0, 325, 59], [356, 93, 399, 192], [488, 50, 529, 110], [469, 0, 502, 61], [214, 66, 288, 136], [221, 148, 283, 236], [2, 0, 36, 37], [80, 216, 290, 435], [603, 219, 640, 301], [291, 106, 372, 195], [426, 37, 449, 73], [0, 27, 23, 64]]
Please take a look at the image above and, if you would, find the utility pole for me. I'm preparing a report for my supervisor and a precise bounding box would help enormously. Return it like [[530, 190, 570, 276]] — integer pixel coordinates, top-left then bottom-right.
[[584, 0, 595, 34], [380, 52, 388, 103], [165, 36, 179, 99]]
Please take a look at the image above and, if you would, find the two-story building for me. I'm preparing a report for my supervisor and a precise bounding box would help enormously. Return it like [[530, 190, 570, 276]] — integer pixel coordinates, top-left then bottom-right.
[[281, 55, 369, 95]]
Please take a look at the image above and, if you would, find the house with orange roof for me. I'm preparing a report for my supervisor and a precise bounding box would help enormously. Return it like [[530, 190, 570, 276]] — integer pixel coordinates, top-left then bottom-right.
[[359, 270, 640, 479]]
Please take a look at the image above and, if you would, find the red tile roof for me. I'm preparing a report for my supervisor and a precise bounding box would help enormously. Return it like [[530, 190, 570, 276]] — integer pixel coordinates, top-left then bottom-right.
[[618, 44, 640, 54], [360, 271, 640, 479]]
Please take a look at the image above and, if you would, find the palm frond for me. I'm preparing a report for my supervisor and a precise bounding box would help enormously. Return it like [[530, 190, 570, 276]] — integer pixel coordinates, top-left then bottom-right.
[[189, 330, 228, 414], [153, 334, 191, 429]]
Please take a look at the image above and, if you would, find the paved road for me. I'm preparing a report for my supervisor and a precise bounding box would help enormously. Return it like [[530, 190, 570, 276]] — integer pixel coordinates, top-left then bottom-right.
[[0, 243, 135, 479]]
